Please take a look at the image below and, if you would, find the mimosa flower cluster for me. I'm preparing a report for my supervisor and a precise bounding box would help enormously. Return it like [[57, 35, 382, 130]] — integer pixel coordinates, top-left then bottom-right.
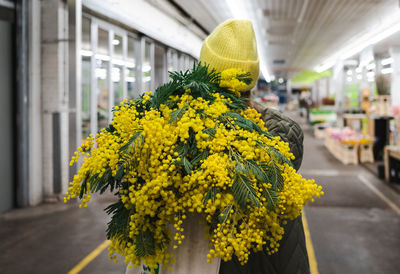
[[65, 64, 323, 272]]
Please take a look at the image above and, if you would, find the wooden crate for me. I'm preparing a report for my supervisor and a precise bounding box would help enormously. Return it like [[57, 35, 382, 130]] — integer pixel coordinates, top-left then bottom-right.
[[314, 126, 326, 139], [341, 143, 359, 165], [376, 95, 392, 116], [324, 136, 359, 165], [359, 142, 374, 163]]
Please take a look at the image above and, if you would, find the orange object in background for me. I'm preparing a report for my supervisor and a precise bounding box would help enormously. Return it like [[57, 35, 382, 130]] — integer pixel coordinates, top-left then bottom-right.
[[361, 88, 371, 114]]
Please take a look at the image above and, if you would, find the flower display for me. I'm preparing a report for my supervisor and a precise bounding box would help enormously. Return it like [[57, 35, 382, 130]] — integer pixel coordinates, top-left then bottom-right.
[[65, 64, 323, 272]]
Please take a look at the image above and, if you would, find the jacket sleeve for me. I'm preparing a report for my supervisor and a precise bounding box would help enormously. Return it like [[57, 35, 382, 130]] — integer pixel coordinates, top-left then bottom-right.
[[261, 108, 304, 171]]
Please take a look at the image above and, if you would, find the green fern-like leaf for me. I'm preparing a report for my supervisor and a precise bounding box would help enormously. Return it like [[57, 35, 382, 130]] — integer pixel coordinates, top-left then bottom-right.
[[135, 229, 156, 257], [203, 128, 217, 138], [237, 72, 252, 85], [151, 80, 180, 109], [169, 105, 188, 123], [232, 173, 261, 209], [119, 130, 144, 153], [218, 203, 233, 224], [105, 200, 132, 239], [182, 157, 193, 174], [203, 186, 220, 205], [260, 162, 284, 191], [191, 148, 209, 165], [262, 188, 279, 211]]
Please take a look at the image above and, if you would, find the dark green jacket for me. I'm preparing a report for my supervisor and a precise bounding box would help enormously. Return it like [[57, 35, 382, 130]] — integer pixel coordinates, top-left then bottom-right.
[[219, 108, 309, 274]]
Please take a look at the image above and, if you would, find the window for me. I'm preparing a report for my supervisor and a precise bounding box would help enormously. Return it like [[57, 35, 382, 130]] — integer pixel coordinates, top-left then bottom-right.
[[96, 28, 110, 131], [81, 16, 91, 141], [167, 49, 179, 73], [113, 34, 124, 105], [143, 41, 152, 92], [126, 36, 137, 99], [80, 15, 194, 138]]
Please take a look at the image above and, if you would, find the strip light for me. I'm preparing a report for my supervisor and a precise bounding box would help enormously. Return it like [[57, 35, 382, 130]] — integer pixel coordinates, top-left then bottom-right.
[[381, 57, 394, 66], [381, 67, 393, 74], [315, 16, 400, 72], [226, 0, 271, 82], [80, 49, 93, 57], [366, 63, 376, 70]]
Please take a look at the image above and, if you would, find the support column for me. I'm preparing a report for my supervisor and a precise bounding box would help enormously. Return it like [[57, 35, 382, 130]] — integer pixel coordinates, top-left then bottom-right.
[[41, 0, 70, 199], [68, 0, 82, 184], [390, 47, 400, 106], [331, 60, 345, 113], [15, 0, 30, 207], [28, 0, 43, 206]]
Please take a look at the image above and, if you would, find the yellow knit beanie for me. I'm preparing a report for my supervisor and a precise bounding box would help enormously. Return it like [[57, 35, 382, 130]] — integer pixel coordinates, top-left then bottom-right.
[[200, 19, 259, 92]]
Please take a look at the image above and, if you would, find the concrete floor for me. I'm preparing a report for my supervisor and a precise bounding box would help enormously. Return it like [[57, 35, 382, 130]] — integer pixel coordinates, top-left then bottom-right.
[[1, 114, 400, 274]]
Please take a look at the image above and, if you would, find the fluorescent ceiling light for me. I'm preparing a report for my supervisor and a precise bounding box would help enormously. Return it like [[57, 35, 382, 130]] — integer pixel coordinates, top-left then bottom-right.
[[126, 62, 136, 68], [112, 39, 121, 46], [297, 0, 309, 23], [112, 59, 125, 66], [381, 67, 393, 74], [226, 0, 271, 82], [347, 77, 352, 82], [367, 71, 375, 78], [96, 54, 111, 62], [356, 74, 362, 80], [355, 67, 362, 73], [81, 49, 93, 57], [366, 63, 376, 70], [381, 57, 393, 66], [142, 64, 151, 72], [315, 15, 400, 72], [346, 70, 353, 76], [95, 68, 107, 79]]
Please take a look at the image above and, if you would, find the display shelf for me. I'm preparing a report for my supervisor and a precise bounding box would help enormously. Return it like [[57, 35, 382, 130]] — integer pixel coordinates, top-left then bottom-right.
[[384, 146, 400, 183]]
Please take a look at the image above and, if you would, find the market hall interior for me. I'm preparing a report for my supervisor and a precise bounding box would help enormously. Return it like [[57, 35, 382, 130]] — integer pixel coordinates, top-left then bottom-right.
[[1, 1, 400, 274]]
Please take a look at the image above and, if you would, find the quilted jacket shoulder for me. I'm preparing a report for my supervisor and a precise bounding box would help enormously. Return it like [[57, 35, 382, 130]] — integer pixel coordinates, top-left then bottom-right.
[[261, 108, 304, 171]]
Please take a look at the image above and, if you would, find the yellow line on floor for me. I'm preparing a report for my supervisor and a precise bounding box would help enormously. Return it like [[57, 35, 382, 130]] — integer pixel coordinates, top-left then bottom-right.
[[68, 240, 111, 274], [302, 212, 319, 274]]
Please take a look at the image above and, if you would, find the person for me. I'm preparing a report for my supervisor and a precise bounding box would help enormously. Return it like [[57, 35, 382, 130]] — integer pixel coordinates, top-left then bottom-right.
[[199, 19, 308, 274], [127, 19, 308, 274]]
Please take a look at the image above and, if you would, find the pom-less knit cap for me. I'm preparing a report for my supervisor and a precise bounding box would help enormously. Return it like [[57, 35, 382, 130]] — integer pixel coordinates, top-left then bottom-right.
[[199, 19, 260, 92]]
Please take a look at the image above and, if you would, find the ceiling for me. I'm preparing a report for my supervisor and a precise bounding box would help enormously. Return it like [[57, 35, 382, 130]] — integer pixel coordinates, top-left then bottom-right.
[[162, 0, 399, 79]]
